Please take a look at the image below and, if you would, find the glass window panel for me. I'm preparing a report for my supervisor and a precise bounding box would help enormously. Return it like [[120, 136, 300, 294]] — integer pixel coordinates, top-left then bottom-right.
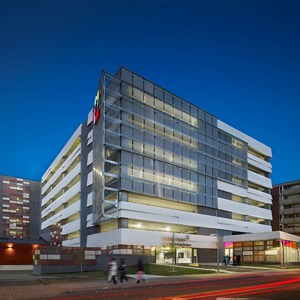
[[165, 103, 173, 116], [133, 141, 143, 154], [190, 160, 198, 171], [254, 256, 264, 262], [155, 148, 164, 161], [144, 81, 154, 95], [182, 111, 190, 124], [144, 120, 154, 133], [173, 96, 181, 108], [165, 151, 173, 163], [174, 154, 181, 165], [254, 246, 265, 250], [243, 242, 253, 246], [144, 93, 154, 107], [174, 107, 181, 119], [122, 82, 132, 97], [133, 116, 143, 128], [190, 181, 198, 192], [182, 157, 190, 169], [155, 124, 164, 137], [121, 137, 132, 150], [133, 74, 143, 89], [131, 166, 143, 178], [144, 144, 154, 157], [155, 86, 164, 99], [233, 242, 242, 247], [155, 98, 164, 111], [133, 87, 143, 102], [191, 139, 198, 149], [164, 174, 173, 185], [243, 246, 253, 251], [155, 172, 164, 184], [165, 128, 173, 140]]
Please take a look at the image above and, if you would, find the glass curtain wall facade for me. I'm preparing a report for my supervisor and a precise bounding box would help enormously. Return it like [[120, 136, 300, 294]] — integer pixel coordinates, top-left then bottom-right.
[[93, 67, 250, 225]]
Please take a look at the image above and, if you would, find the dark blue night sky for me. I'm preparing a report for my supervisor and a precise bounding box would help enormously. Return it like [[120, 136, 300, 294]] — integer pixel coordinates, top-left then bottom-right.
[[1, 1, 299, 184]]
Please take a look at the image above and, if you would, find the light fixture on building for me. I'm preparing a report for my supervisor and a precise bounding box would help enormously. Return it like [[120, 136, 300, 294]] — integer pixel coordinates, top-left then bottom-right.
[[166, 227, 170, 231], [137, 223, 141, 228]]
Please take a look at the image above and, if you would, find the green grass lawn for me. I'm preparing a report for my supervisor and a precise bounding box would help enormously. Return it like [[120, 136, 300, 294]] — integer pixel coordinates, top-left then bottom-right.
[[41, 264, 215, 283]]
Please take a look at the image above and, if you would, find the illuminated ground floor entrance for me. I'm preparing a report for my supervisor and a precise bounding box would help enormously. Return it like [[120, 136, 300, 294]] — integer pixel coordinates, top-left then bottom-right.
[[223, 231, 300, 265], [156, 246, 192, 264]]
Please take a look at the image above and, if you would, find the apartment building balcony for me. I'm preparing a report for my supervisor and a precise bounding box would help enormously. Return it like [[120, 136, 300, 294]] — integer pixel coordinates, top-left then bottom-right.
[[282, 186, 300, 196], [282, 196, 300, 206], [282, 206, 300, 215], [283, 227, 300, 234], [282, 216, 300, 225]]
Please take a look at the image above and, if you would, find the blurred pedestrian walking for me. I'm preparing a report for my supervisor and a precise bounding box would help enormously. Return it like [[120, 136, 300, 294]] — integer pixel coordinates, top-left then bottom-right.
[[136, 258, 145, 283], [233, 255, 237, 266], [110, 257, 118, 284], [107, 257, 113, 282], [119, 258, 129, 283]]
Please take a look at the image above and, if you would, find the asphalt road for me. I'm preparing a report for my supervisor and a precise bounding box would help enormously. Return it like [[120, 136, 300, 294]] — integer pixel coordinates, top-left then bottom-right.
[[12, 271, 300, 300]]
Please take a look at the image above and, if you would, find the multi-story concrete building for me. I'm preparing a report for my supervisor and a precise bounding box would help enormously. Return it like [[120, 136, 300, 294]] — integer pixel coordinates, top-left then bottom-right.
[[0, 175, 46, 265], [272, 180, 300, 236], [40, 67, 273, 264]]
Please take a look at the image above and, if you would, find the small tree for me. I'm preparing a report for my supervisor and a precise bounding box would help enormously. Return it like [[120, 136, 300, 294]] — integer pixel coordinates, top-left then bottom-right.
[[164, 232, 176, 272], [75, 248, 85, 273]]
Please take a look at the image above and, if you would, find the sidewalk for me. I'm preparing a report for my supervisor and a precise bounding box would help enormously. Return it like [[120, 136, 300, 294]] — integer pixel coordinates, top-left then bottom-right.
[[0, 274, 235, 300], [0, 267, 281, 300], [0, 265, 294, 300]]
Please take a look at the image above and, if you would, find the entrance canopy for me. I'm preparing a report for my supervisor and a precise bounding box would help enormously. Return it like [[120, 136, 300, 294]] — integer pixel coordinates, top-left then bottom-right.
[[223, 231, 300, 243]]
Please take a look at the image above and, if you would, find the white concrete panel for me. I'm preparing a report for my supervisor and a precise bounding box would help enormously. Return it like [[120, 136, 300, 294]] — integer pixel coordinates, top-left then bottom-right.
[[87, 150, 93, 166], [87, 135, 93, 146], [86, 228, 217, 249], [218, 181, 248, 198], [42, 145, 81, 195], [42, 163, 81, 206], [87, 171, 93, 187], [217, 120, 272, 157], [86, 213, 93, 228], [41, 199, 80, 230], [248, 170, 272, 189], [86, 192, 93, 207], [62, 238, 80, 247], [41, 182, 81, 220], [118, 201, 271, 234], [248, 187, 272, 201], [218, 198, 272, 219], [87, 129, 93, 140], [87, 109, 93, 125], [61, 219, 81, 235], [224, 230, 300, 243], [248, 153, 272, 173], [42, 125, 82, 182], [62, 200, 81, 219], [218, 180, 272, 204], [247, 192, 272, 205]]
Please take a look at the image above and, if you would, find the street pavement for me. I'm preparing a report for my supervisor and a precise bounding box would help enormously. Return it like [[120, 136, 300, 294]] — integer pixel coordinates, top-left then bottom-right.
[[0, 264, 295, 300]]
